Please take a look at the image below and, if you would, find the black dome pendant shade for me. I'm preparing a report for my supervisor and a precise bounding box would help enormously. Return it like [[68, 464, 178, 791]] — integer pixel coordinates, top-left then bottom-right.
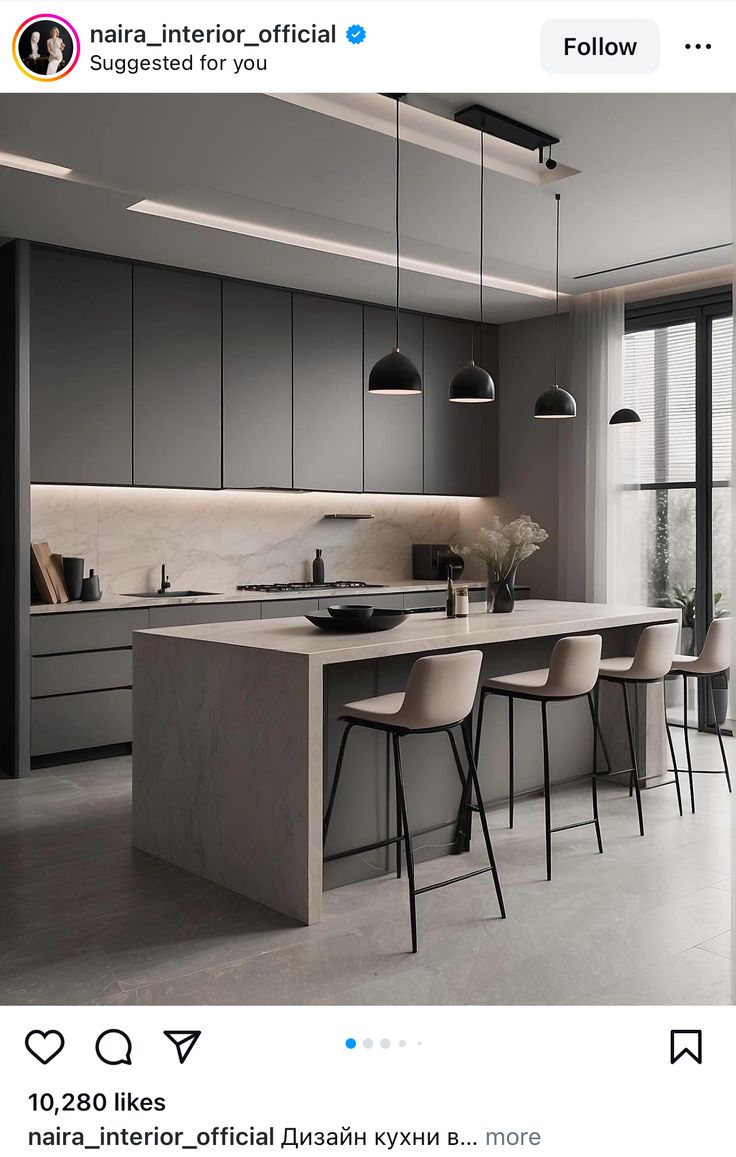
[[534, 193, 577, 419], [449, 128, 495, 403], [449, 361, 495, 402], [369, 348, 422, 394], [368, 98, 422, 395], [609, 406, 642, 425]]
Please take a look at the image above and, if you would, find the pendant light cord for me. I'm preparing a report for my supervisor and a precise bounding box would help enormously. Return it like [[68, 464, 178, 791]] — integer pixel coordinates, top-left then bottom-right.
[[554, 192, 560, 387], [474, 132, 485, 363], [395, 97, 400, 350]]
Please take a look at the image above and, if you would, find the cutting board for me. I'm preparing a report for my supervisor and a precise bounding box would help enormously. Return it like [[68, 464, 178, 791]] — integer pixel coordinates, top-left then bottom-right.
[[30, 542, 69, 604]]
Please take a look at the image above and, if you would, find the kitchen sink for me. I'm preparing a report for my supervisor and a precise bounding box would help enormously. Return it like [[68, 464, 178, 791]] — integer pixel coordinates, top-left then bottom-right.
[[122, 590, 221, 598]]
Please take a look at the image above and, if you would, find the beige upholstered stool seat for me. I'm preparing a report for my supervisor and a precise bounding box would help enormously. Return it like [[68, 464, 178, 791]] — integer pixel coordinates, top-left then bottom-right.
[[341, 692, 405, 725], [324, 649, 505, 953], [665, 618, 731, 812], [597, 621, 681, 834], [475, 634, 604, 881], [597, 657, 635, 678]]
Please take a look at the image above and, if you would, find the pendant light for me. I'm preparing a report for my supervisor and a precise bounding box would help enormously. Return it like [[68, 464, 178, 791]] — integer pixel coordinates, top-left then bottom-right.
[[534, 193, 576, 419], [609, 406, 642, 425], [368, 97, 422, 395], [449, 129, 495, 403]]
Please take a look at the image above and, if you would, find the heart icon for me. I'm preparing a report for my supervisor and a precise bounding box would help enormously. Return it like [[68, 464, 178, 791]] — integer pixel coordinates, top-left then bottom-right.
[[25, 1030, 65, 1065]]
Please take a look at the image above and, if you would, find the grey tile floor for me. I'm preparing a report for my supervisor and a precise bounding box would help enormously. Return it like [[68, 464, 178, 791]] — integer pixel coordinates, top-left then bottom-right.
[[0, 729, 731, 1005]]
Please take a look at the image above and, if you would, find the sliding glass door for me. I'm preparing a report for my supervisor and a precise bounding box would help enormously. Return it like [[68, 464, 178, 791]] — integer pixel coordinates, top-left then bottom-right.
[[622, 288, 732, 729]]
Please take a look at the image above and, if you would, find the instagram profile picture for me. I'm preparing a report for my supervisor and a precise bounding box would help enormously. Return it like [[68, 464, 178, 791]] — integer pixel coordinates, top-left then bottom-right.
[[13, 14, 79, 81]]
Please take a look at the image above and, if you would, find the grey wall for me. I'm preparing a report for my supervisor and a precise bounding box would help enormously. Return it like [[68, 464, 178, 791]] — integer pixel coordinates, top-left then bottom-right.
[[494, 313, 571, 599]]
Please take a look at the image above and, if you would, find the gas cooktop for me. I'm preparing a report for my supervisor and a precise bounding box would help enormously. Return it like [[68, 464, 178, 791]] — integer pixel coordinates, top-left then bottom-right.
[[236, 581, 385, 593]]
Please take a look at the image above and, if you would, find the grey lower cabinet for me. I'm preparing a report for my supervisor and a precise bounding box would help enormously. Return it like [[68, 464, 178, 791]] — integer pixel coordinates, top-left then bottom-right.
[[292, 295, 363, 492], [133, 265, 222, 488], [148, 603, 260, 629], [423, 317, 498, 496], [223, 282, 293, 489], [30, 248, 133, 485], [363, 308, 423, 494]]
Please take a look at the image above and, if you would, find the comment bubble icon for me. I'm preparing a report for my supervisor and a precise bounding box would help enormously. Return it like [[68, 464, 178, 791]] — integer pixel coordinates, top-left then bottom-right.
[[95, 1029, 133, 1066]]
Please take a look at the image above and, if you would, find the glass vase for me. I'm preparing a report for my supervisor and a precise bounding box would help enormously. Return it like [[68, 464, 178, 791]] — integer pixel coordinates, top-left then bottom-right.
[[492, 564, 519, 614]]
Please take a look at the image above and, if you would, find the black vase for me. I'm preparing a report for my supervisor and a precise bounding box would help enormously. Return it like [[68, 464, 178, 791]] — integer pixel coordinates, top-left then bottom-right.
[[62, 556, 84, 600], [493, 565, 518, 614]]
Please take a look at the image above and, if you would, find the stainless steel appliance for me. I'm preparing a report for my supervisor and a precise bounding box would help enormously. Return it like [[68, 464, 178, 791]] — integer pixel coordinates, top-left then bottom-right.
[[412, 544, 465, 581]]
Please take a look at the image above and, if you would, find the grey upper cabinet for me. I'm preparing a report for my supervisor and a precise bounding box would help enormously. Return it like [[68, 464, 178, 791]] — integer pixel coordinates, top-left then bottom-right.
[[223, 282, 292, 489], [30, 248, 133, 485], [292, 295, 363, 492], [133, 265, 221, 488], [423, 317, 496, 496], [363, 308, 423, 494]]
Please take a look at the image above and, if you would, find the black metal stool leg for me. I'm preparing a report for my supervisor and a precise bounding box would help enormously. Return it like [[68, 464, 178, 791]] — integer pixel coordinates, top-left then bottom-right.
[[508, 696, 515, 829], [586, 693, 604, 854], [663, 682, 683, 817], [323, 722, 354, 844], [541, 701, 552, 881], [593, 683, 613, 774], [458, 724, 506, 919], [391, 734, 403, 879], [709, 676, 732, 793], [682, 673, 695, 813], [392, 734, 417, 954], [474, 689, 487, 768], [622, 682, 645, 836]]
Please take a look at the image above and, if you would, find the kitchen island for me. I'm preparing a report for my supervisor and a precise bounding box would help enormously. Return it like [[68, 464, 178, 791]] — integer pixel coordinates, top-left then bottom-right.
[[132, 600, 678, 924]]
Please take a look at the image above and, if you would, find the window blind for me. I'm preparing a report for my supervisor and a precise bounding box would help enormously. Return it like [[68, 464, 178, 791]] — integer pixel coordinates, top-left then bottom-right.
[[622, 322, 696, 486], [711, 315, 733, 484]]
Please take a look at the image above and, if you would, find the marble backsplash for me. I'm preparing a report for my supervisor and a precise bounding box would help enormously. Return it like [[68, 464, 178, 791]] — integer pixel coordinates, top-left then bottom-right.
[[31, 486, 493, 596]]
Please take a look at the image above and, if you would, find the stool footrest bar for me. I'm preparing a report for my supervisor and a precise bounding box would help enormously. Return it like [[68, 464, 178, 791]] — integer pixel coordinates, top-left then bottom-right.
[[325, 836, 402, 863], [549, 819, 598, 834], [414, 866, 494, 896]]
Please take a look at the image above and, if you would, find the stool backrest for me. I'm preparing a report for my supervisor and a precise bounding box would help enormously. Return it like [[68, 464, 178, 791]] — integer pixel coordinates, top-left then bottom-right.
[[629, 621, 679, 680], [401, 650, 483, 730], [545, 634, 602, 697], [698, 617, 730, 673]]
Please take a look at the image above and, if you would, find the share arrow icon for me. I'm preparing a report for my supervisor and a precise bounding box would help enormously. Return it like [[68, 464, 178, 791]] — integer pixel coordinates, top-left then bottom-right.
[[163, 1030, 201, 1064]]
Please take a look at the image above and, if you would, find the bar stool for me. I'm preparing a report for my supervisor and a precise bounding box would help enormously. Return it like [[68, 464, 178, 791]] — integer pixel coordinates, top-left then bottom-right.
[[474, 634, 604, 882], [323, 650, 506, 953], [667, 618, 731, 814], [597, 621, 680, 834]]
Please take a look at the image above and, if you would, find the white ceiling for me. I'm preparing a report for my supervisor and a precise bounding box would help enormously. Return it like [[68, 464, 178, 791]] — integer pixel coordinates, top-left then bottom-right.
[[0, 92, 731, 322]]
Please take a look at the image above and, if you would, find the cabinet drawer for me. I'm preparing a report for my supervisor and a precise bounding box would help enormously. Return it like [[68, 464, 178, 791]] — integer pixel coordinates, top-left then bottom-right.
[[32, 650, 133, 698], [31, 689, 132, 756], [261, 599, 319, 619], [31, 609, 149, 656], [403, 591, 446, 610], [148, 603, 261, 629], [318, 593, 405, 611]]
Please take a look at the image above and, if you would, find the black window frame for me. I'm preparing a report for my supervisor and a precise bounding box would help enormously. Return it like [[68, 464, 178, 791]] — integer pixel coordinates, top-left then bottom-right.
[[625, 285, 733, 729]]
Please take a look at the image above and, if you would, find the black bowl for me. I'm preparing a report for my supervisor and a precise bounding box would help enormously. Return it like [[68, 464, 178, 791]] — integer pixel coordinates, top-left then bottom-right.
[[306, 609, 407, 634], [327, 603, 374, 621]]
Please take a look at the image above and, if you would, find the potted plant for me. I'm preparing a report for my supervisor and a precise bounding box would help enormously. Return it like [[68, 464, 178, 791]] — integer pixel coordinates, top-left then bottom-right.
[[455, 515, 548, 613]]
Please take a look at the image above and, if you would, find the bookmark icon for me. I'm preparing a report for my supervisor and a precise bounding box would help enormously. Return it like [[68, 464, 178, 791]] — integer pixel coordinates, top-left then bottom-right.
[[163, 1030, 201, 1064]]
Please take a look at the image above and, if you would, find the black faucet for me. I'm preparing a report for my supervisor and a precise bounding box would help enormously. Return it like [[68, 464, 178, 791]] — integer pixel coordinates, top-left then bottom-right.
[[158, 564, 171, 595]]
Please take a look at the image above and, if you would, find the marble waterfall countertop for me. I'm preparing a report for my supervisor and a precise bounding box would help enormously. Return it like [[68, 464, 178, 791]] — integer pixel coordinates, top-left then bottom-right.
[[132, 599, 679, 926], [136, 600, 679, 664], [30, 579, 484, 614]]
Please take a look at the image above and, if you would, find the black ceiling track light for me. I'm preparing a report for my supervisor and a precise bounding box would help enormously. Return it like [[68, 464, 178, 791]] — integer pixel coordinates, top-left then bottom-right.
[[449, 125, 495, 403], [534, 193, 577, 419], [454, 104, 559, 156], [368, 95, 422, 395]]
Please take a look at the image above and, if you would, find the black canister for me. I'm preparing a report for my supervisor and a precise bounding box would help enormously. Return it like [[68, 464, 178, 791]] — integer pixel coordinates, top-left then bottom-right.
[[81, 569, 102, 602], [62, 557, 85, 600]]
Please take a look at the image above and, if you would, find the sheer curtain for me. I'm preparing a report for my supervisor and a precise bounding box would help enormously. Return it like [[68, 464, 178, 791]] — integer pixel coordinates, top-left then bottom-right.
[[558, 288, 628, 603]]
